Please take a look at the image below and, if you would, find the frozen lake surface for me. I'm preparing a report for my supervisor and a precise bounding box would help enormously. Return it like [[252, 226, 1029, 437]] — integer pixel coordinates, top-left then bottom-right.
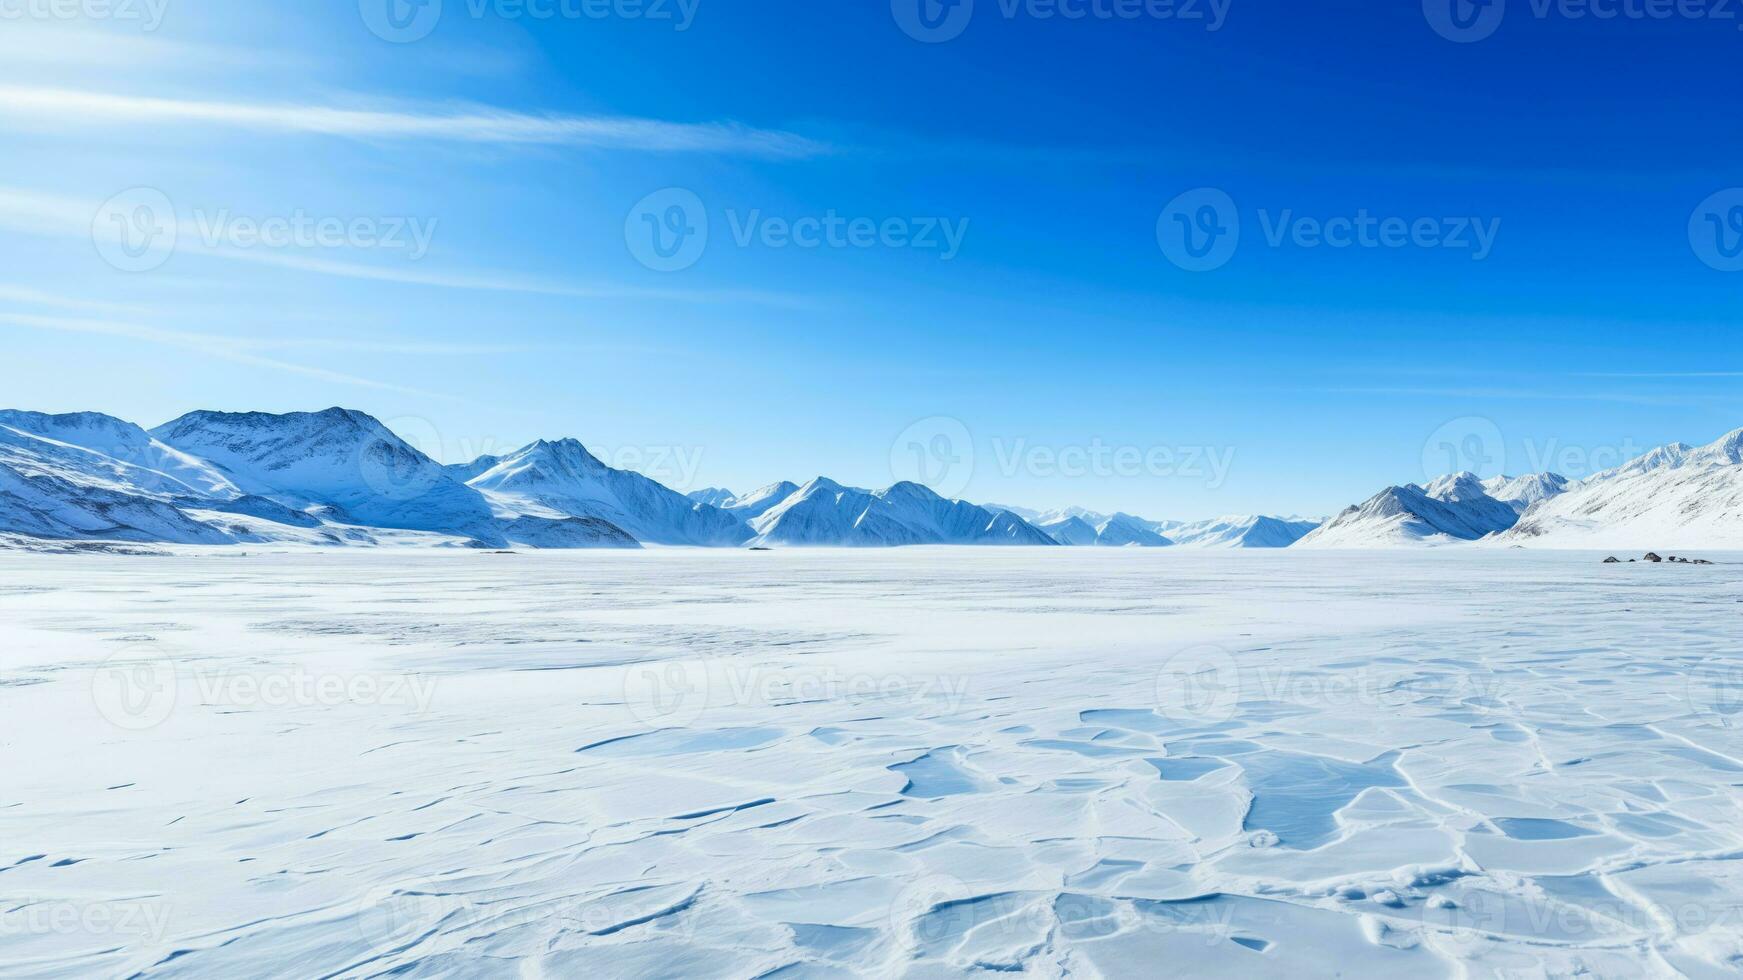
[[4, 549, 1743, 977]]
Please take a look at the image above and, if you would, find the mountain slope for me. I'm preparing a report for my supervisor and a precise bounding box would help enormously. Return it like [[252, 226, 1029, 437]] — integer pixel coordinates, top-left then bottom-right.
[[0, 410, 240, 500], [0, 442, 236, 544], [1297, 476, 1523, 548], [444, 453, 506, 484], [1038, 515, 1100, 546], [1166, 515, 1320, 549], [1093, 513, 1174, 547], [466, 439, 750, 546], [686, 487, 737, 508], [151, 408, 504, 544], [1482, 472, 1570, 512], [749, 478, 1055, 547], [719, 481, 802, 520], [1500, 427, 1743, 548]]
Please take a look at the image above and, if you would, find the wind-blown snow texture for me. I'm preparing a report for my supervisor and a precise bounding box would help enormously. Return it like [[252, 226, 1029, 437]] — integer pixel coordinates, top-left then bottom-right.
[[8, 549, 1743, 976]]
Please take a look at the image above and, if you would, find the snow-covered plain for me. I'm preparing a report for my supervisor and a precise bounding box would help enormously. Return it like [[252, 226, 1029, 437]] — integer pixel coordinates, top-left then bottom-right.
[[5, 549, 1743, 977]]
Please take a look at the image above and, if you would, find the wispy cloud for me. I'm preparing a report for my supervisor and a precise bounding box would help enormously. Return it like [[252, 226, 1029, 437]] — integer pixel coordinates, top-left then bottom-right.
[[0, 86, 830, 158], [1572, 371, 1743, 379], [0, 311, 454, 398], [1316, 386, 1702, 407], [0, 187, 815, 310]]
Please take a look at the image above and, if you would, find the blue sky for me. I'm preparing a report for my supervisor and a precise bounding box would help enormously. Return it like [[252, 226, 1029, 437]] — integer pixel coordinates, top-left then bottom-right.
[[3, 0, 1742, 519]]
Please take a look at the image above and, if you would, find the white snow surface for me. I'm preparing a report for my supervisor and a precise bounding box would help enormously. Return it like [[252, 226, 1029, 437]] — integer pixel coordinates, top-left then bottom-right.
[[7, 549, 1743, 977]]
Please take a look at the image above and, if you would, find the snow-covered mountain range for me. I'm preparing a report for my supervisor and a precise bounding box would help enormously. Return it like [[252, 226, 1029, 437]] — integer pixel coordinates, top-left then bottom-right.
[[746, 478, 1054, 547], [1299, 428, 1743, 548], [1498, 428, 1743, 548], [0, 408, 1061, 550], [991, 503, 1317, 549], [1297, 473, 1531, 548], [1164, 515, 1321, 549], [466, 438, 750, 547], [6, 408, 1742, 551]]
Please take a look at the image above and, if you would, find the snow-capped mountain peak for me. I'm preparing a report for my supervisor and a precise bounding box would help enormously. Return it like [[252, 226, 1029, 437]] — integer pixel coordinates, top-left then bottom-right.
[[1500, 425, 1743, 548], [150, 408, 500, 540], [467, 438, 749, 547], [748, 478, 1054, 547]]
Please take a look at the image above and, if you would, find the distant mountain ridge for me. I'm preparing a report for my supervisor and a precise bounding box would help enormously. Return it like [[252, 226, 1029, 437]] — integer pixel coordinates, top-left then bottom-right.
[[1296, 471, 1546, 548], [0, 407, 1056, 550], [1498, 427, 1743, 548], [7, 408, 1742, 551], [746, 478, 1054, 547]]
